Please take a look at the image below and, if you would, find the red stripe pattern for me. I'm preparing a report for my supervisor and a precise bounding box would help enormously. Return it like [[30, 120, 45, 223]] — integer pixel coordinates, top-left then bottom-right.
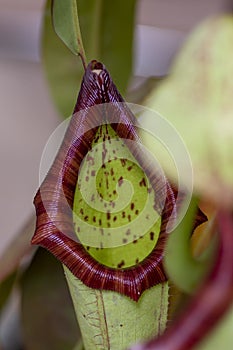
[[32, 61, 206, 301]]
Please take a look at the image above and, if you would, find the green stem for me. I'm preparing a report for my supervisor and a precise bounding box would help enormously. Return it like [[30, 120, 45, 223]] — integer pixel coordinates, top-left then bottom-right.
[[71, 0, 87, 68]]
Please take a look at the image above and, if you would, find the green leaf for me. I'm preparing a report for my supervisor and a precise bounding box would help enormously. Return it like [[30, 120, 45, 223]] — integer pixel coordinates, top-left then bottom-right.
[[21, 248, 81, 350], [52, 0, 86, 60], [42, 0, 84, 118], [164, 199, 216, 294], [144, 15, 233, 207], [65, 267, 169, 350], [42, 0, 136, 118]]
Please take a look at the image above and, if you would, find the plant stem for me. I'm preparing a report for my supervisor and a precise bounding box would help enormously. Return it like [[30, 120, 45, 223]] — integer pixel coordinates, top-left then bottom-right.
[[71, 0, 87, 68]]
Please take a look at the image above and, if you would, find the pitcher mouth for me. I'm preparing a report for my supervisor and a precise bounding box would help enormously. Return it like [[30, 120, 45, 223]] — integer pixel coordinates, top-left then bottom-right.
[[32, 61, 207, 301]]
